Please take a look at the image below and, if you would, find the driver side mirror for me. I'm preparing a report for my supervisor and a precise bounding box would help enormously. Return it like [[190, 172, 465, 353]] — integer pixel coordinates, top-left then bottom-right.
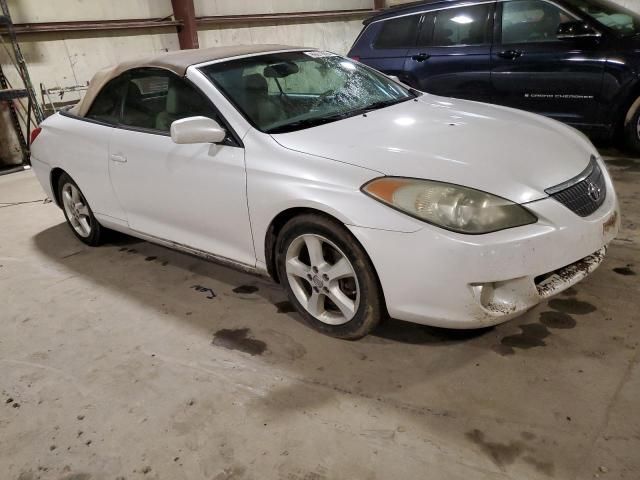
[[170, 116, 226, 144], [557, 21, 600, 39]]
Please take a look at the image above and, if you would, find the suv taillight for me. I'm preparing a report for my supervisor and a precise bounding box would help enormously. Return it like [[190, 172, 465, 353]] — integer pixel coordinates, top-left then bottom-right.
[[29, 127, 42, 145]]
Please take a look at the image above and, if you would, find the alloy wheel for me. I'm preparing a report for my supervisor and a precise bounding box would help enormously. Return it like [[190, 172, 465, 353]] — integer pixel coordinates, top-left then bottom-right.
[[285, 234, 360, 325], [61, 183, 92, 238]]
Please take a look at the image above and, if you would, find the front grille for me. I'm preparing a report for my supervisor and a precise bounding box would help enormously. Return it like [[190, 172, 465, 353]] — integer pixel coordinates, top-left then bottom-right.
[[545, 156, 606, 217]]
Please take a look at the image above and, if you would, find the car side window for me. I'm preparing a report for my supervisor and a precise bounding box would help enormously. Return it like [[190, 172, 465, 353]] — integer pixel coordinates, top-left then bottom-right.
[[121, 69, 220, 133], [373, 14, 420, 49], [501, 0, 575, 44], [430, 4, 491, 46], [86, 77, 126, 124]]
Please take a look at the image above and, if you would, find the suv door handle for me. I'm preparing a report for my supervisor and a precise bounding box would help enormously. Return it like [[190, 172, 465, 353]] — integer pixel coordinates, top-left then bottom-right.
[[497, 49, 523, 60], [110, 153, 127, 163], [411, 53, 431, 62]]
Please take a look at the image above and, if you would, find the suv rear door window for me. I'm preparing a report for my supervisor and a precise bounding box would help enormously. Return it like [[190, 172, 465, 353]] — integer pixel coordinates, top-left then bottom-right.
[[431, 4, 491, 46], [374, 14, 421, 49]]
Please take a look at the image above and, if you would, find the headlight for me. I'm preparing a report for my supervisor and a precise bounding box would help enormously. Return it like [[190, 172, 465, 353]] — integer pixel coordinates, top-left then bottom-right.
[[362, 177, 537, 234]]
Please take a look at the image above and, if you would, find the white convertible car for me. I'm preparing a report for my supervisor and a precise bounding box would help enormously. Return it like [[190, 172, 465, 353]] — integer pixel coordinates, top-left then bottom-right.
[[30, 45, 620, 339]]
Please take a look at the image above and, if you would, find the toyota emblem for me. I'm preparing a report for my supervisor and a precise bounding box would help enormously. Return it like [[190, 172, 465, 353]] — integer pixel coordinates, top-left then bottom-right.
[[586, 181, 601, 201]]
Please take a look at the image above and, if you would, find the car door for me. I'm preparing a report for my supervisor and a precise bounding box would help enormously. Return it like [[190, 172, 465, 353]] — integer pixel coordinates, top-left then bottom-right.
[[354, 14, 422, 79], [108, 68, 255, 266], [491, 0, 605, 125], [403, 2, 495, 102]]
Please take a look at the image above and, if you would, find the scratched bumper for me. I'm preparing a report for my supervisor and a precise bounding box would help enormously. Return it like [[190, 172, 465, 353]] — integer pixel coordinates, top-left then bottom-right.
[[348, 163, 620, 329], [467, 247, 606, 323]]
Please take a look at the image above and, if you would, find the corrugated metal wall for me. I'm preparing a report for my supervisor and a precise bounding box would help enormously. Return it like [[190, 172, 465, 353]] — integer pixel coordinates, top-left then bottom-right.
[[0, 0, 369, 103]]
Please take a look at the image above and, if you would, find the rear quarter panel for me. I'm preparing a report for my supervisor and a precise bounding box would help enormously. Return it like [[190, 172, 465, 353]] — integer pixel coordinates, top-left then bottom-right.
[[31, 113, 127, 224]]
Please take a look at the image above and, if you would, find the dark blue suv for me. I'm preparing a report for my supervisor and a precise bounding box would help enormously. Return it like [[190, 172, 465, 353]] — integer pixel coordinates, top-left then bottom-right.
[[348, 0, 640, 152]]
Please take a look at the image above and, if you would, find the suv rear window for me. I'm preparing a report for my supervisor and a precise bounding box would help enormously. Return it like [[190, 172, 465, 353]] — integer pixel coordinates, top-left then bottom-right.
[[374, 15, 420, 49]]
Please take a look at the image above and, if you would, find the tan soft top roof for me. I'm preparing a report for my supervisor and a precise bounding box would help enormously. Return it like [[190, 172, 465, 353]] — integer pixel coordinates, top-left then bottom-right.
[[71, 44, 302, 117]]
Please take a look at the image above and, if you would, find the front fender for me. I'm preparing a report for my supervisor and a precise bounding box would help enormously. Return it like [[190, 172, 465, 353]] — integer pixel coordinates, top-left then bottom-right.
[[243, 132, 424, 265]]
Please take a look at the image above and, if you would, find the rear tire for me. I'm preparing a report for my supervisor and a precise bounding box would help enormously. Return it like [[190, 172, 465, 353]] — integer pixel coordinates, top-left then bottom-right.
[[275, 214, 384, 340], [57, 173, 105, 246], [624, 101, 640, 155]]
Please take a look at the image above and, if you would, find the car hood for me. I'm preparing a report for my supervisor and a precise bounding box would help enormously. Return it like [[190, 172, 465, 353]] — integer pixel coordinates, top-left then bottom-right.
[[271, 95, 597, 203]]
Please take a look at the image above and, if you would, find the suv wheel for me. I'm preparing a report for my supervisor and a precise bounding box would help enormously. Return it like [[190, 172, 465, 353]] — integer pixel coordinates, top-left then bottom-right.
[[275, 214, 384, 339], [624, 101, 640, 154]]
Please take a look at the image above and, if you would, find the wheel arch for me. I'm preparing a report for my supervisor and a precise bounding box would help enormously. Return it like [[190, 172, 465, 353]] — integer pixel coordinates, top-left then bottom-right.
[[264, 206, 378, 286], [265, 207, 332, 283], [264, 206, 389, 324], [49, 167, 67, 208], [617, 79, 640, 131]]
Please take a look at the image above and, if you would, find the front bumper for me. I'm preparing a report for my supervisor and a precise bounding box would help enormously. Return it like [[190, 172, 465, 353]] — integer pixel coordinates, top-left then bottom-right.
[[349, 166, 620, 328]]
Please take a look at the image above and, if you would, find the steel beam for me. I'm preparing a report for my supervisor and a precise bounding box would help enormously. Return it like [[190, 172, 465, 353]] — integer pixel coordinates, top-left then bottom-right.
[[0, 9, 378, 37], [1, 18, 181, 35], [171, 0, 198, 49], [196, 9, 375, 27]]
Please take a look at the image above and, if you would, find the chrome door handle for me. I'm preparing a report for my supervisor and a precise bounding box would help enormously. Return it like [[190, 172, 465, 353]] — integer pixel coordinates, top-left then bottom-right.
[[497, 49, 523, 60], [411, 53, 431, 62], [110, 153, 127, 163]]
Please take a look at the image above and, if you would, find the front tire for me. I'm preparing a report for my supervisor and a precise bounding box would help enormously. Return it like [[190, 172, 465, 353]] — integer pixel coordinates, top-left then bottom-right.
[[58, 173, 105, 246], [275, 214, 384, 339]]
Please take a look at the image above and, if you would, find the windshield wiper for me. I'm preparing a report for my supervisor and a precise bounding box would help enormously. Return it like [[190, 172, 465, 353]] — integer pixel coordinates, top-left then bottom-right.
[[266, 111, 355, 134], [355, 99, 403, 114], [346, 96, 415, 117]]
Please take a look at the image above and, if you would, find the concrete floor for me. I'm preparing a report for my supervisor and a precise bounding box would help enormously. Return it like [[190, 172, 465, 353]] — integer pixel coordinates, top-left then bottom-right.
[[0, 153, 639, 480]]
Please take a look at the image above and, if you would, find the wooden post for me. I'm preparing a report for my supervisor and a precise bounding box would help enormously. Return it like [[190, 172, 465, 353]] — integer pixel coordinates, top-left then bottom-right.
[[374, 0, 385, 10]]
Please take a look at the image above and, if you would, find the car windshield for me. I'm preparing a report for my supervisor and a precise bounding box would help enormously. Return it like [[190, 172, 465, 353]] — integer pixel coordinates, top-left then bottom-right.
[[200, 50, 416, 134], [564, 0, 640, 36]]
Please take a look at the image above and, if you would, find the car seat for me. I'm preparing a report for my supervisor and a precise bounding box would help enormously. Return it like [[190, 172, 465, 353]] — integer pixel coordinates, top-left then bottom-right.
[[122, 82, 154, 129], [155, 78, 208, 132], [241, 74, 283, 128]]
